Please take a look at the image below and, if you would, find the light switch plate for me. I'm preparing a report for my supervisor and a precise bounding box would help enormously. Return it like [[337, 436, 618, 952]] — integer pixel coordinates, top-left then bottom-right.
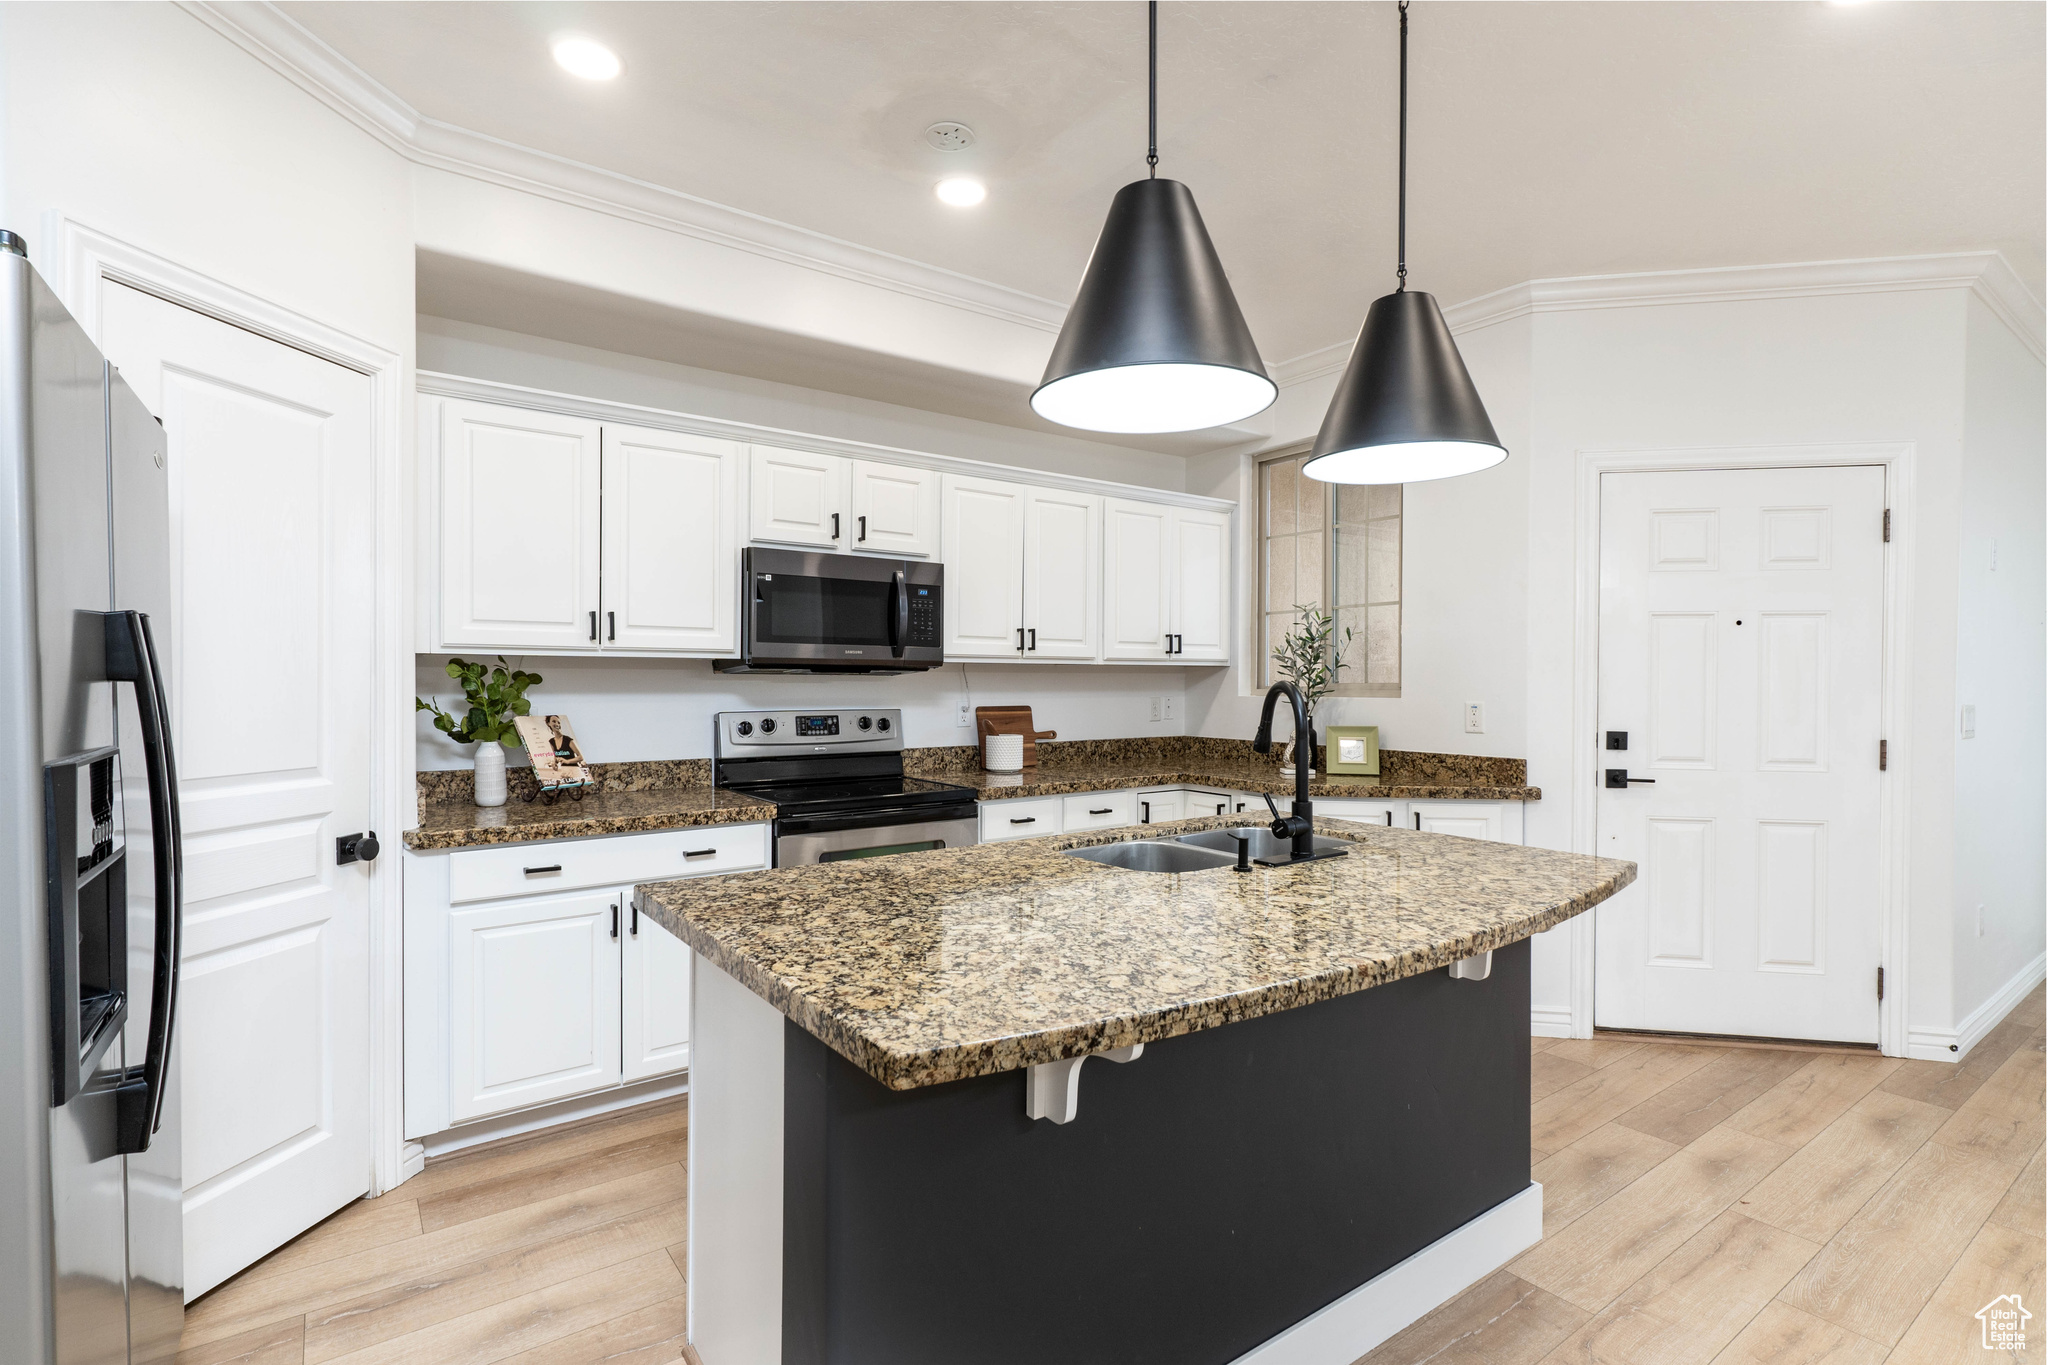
[[1464, 702, 1484, 734], [1163, 695, 1177, 722], [1961, 704, 1976, 738], [1149, 696, 1162, 723], [956, 702, 972, 727]]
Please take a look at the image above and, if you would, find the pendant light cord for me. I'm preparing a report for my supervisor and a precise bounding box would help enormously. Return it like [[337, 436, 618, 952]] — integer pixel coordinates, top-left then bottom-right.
[[1396, 0, 1408, 291], [1147, 0, 1159, 177]]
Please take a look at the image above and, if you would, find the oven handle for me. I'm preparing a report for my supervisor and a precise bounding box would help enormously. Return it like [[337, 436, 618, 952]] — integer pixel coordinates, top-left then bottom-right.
[[774, 803, 980, 837], [889, 569, 907, 659]]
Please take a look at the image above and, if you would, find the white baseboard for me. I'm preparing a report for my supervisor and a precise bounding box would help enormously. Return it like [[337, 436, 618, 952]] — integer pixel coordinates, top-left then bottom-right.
[[417, 1074, 691, 1162], [1530, 1008, 1575, 1039], [1228, 1184, 1544, 1365], [1906, 952, 2047, 1063]]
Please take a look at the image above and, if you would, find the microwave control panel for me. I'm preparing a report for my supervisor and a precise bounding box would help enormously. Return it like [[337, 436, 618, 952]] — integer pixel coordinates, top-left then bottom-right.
[[906, 584, 940, 647]]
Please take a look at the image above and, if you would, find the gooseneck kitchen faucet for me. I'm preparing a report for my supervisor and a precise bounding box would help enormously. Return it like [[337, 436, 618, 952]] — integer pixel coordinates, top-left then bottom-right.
[[1251, 681, 1346, 866]]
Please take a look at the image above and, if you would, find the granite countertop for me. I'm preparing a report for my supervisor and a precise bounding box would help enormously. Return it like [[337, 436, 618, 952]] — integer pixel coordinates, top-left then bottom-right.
[[404, 783, 774, 851], [635, 813, 1634, 1091], [955, 762, 1537, 803]]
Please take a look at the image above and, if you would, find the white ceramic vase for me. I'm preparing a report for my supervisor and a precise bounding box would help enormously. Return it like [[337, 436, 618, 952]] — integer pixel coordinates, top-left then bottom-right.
[[473, 742, 508, 808]]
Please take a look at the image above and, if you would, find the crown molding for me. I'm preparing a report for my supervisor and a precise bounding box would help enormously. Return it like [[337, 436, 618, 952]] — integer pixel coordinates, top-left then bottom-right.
[[1441, 252, 2045, 362], [179, 1, 1068, 335]]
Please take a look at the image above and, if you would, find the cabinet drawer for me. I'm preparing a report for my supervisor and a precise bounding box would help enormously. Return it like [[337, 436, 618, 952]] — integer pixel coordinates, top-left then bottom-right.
[[980, 798, 1063, 842], [448, 824, 769, 904], [1062, 791, 1137, 832]]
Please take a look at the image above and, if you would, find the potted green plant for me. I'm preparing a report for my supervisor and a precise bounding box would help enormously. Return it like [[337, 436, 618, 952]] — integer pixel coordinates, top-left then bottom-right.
[[417, 658, 543, 808], [1268, 604, 1354, 778]]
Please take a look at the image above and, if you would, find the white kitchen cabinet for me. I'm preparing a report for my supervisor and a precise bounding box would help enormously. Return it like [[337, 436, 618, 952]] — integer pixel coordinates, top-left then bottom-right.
[[942, 474, 1029, 659], [1316, 800, 1403, 829], [444, 888, 623, 1125], [1023, 487, 1101, 659], [622, 904, 694, 1082], [750, 445, 848, 548], [1171, 507, 1233, 663], [1183, 788, 1237, 818], [849, 460, 939, 558], [1136, 788, 1186, 824], [1408, 800, 1520, 844], [1062, 791, 1138, 832], [979, 796, 1063, 842], [439, 399, 603, 651], [601, 423, 739, 653], [1103, 498, 1173, 662]]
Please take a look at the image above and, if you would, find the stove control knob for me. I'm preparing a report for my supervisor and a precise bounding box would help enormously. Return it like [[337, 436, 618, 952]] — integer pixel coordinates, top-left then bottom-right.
[[876, 716, 891, 733], [735, 720, 752, 737], [759, 717, 777, 734], [857, 715, 872, 731]]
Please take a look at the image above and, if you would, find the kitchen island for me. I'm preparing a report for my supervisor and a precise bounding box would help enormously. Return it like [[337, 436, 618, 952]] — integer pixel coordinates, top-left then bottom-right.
[[636, 815, 1634, 1365]]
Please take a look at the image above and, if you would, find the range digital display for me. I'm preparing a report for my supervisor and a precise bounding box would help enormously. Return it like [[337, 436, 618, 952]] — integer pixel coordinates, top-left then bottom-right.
[[795, 714, 840, 737]]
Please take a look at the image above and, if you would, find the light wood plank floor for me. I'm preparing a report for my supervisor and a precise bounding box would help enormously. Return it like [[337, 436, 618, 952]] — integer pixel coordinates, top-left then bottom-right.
[[178, 986, 2045, 1365]]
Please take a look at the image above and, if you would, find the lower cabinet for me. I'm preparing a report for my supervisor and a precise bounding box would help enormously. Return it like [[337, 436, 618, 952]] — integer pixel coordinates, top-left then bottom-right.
[[405, 823, 769, 1138]]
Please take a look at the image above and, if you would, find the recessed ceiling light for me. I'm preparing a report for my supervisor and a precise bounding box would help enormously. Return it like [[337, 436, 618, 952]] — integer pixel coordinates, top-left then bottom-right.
[[935, 177, 987, 208], [552, 37, 621, 81]]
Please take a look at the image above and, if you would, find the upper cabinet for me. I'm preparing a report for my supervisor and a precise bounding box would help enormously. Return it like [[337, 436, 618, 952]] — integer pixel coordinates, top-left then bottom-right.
[[433, 397, 737, 656], [1022, 486, 1101, 660], [848, 460, 939, 558], [941, 475, 1102, 662], [1103, 498, 1232, 664], [748, 446, 846, 549], [439, 400, 603, 651]]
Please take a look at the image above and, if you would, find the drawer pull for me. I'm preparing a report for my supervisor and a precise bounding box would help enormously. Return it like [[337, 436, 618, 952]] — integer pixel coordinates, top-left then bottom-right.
[[1009, 817, 1037, 825], [1386, 811, 1393, 826], [1088, 807, 1114, 815], [683, 848, 717, 859], [523, 864, 563, 876]]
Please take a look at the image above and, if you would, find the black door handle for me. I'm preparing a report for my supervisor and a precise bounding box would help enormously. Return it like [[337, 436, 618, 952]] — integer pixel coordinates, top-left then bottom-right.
[[524, 863, 563, 875], [607, 611, 616, 641], [858, 514, 867, 543], [631, 900, 639, 935], [611, 903, 619, 939], [1605, 769, 1658, 789], [1414, 811, 1422, 829], [1089, 807, 1114, 815], [337, 831, 380, 864], [1141, 801, 1151, 822], [1009, 817, 1037, 825], [589, 610, 597, 641], [1028, 628, 1037, 651], [1016, 627, 1025, 652], [831, 512, 841, 540]]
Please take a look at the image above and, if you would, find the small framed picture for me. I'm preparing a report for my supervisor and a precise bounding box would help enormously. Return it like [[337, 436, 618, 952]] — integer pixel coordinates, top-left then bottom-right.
[[1324, 724, 1380, 776], [515, 714, 593, 790]]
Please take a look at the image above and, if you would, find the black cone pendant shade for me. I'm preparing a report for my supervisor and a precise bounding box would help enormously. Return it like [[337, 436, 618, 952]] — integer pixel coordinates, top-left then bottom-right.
[[1305, 0, 1505, 485], [1303, 289, 1505, 484], [1032, 177, 1276, 433]]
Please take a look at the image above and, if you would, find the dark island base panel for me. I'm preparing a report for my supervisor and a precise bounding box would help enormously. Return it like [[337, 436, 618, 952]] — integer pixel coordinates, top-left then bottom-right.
[[774, 939, 1532, 1365]]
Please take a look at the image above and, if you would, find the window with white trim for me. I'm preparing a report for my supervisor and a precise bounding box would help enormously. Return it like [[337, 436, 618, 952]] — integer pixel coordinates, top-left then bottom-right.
[[1257, 450, 1402, 697]]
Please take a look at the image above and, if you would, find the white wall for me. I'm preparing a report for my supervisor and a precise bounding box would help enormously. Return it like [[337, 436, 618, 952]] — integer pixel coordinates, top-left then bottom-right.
[[416, 658, 1187, 770], [1952, 294, 2048, 1022]]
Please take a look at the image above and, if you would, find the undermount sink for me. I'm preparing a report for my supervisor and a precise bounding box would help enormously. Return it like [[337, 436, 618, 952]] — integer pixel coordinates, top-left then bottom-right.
[[1063, 840, 1240, 873], [1174, 828, 1352, 862]]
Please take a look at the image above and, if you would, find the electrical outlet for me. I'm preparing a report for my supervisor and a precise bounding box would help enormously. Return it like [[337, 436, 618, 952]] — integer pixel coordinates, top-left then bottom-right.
[[956, 702, 972, 727], [1976, 903, 1985, 937], [1961, 704, 1976, 739], [1991, 539, 1999, 571], [1149, 696, 1163, 723], [1464, 702, 1484, 734], [1163, 694, 1178, 722]]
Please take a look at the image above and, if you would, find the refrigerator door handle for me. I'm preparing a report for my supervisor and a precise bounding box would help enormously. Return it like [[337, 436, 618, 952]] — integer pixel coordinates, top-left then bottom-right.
[[101, 610, 182, 1154]]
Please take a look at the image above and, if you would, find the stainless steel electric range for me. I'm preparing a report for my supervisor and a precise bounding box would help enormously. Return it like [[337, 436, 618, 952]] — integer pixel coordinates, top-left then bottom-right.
[[713, 708, 978, 866]]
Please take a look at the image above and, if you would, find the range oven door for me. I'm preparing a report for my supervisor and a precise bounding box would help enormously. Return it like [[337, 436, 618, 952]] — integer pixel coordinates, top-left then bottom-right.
[[726, 546, 943, 673], [774, 806, 979, 867]]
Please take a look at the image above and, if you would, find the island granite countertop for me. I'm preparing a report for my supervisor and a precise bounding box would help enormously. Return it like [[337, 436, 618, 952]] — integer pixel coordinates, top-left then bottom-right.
[[635, 814, 1633, 1091]]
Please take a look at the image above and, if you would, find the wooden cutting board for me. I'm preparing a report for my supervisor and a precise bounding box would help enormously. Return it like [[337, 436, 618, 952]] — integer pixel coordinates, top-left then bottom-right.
[[975, 706, 1057, 768]]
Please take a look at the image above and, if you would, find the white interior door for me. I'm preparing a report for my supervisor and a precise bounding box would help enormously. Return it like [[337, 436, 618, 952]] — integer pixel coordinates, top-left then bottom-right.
[[1102, 499, 1172, 661], [849, 460, 938, 558], [439, 399, 602, 651], [623, 898, 693, 1082], [601, 424, 738, 653], [748, 446, 846, 548], [1171, 507, 1232, 663], [1022, 487, 1100, 660], [1595, 465, 1886, 1043], [100, 283, 375, 1298], [940, 474, 1025, 659]]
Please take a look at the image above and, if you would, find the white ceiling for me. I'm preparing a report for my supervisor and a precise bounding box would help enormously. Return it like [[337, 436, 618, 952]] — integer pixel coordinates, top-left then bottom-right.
[[288, 0, 2044, 375]]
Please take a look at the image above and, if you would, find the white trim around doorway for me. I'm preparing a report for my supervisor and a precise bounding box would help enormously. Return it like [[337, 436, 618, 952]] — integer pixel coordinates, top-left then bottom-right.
[[1570, 442, 1915, 1057], [44, 215, 417, 1194]]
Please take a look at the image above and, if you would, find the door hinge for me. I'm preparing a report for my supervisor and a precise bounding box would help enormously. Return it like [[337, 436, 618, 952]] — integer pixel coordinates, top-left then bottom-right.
[[1877, 966, 1885, 1001], [1879, 739, 1888, 771], [1882, 509, 1891, 542]]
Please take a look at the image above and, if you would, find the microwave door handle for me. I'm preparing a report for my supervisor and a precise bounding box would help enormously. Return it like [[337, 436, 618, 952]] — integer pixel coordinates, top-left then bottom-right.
[[101, 611, 181, 1153], [890, 569, 907, 658]]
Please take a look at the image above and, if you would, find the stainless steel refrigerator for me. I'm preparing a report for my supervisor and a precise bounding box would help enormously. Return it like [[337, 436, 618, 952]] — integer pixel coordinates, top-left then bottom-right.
[[0, 235, 183, 1364]]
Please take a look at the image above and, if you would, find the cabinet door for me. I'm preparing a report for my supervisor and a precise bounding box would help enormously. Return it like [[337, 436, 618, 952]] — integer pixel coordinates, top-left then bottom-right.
[[440, 399, 602, 650], [1185, 788, 1235, 818], [1022, 487, 1100, 660], [602, 424, 739, 653], [1172, 507, 1233, 663], [1102, 498, 1173, 661], [1409, 801, 1509, 842], [445, 889, 621, 1124], [849, 460, 939, 558], [1136, 789, 1186, 824], [1318, 799, 1402, 829], [622, 899, 692, 1082], [749, 446, 847, 548], [941, 474, 1026, 659]]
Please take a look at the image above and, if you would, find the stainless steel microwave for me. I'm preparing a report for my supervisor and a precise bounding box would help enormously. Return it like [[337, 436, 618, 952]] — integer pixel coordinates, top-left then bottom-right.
[[715, 547, 944, 674]]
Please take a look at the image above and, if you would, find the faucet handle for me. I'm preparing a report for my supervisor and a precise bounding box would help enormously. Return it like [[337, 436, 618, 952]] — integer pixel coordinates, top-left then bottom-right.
[[1262, 791, 1287, 836]]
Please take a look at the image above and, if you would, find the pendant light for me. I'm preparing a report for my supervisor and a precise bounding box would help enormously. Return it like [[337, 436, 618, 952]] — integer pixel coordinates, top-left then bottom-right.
[[1304, 1, 1504, 485], [1031, 2, 1276, 434]]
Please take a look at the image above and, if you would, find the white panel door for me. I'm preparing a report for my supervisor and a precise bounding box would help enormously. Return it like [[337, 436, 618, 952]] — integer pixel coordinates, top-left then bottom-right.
[[439, 399, 602, 651], [1103, 498, 1173, 661], [622, 898, 693, 1082], [1171, 507, 1233, 663], [101, 283, 374, 1298], [1022, 487, 1100, 660], [1595, 466, 1885, 1043], [849, 460, 938, 558], [749, 446, 846, 548], [447, 889, 622, 1124], [601, 424, 738, 653], [940, 474, 1025, 659]]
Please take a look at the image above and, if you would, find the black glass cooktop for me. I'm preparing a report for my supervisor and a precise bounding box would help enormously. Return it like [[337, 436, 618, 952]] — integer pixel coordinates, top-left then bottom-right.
[[728, 774, 974, 815]]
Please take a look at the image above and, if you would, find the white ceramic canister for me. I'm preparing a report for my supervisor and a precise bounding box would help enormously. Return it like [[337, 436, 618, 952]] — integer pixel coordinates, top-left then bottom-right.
[[983, 732, 1025, 773], [473, 742, 509, 807]]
